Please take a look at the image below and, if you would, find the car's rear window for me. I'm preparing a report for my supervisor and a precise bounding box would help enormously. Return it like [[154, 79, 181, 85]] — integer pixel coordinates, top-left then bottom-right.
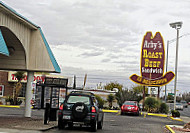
[[124, 102, 136, 105], [67, 95, 90, 104]]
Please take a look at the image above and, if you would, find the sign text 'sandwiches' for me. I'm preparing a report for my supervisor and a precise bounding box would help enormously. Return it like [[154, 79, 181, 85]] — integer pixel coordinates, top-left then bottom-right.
[[130, 32, 175, 86]]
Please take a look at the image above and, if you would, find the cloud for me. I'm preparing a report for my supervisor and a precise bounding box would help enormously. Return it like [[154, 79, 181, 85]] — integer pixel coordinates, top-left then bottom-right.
[[80, 51, 104, 57], [2, 0, 190, 93], [101, 59, 111, 63]]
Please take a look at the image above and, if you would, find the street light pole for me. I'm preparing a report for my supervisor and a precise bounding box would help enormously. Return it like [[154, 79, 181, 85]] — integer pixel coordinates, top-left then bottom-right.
[[164, 40, 169, 103], [164, 32, 190, 103], [173, 28, 179, 110], [169, 21, 182, 110]]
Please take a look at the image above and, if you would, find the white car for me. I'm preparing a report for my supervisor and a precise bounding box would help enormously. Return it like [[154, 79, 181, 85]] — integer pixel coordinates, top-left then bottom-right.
[[180, 100, 188, 108], [175, 103, 183, 111]]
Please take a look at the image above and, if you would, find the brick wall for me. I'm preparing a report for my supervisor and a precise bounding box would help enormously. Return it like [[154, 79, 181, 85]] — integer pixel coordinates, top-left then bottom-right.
[[0, 71, 14, 96]]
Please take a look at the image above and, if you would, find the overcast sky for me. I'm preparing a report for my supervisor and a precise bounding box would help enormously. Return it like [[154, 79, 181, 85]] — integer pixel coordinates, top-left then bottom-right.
[[2, 0, 190, 94]]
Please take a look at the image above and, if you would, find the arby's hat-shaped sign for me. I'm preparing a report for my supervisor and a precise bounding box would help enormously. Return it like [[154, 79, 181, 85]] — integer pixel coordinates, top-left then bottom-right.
[[130, 32, 175, 86]]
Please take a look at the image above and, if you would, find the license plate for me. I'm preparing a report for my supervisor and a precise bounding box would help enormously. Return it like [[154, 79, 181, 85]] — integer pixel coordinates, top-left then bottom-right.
[[127, 107, 131, 109], [63, 115, 71, 120]]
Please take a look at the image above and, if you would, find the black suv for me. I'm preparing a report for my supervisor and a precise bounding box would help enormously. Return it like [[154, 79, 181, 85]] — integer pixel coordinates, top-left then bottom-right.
[[58, 91, 104, 132]]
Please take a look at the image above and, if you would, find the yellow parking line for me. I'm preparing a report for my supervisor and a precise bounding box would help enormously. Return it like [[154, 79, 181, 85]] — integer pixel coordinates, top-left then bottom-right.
[[116, 111, 121, 116], [165, 125, 175, 133]]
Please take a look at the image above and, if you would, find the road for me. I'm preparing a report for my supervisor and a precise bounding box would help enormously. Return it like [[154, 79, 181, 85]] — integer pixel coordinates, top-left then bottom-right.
[[179, 106, 190, 117], [45, 113, 184, 133], [167, 104, 190, 117]]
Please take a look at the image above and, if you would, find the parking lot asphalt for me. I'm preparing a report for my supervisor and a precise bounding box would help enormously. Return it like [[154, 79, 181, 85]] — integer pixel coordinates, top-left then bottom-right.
[[0, 107, 189, 133]]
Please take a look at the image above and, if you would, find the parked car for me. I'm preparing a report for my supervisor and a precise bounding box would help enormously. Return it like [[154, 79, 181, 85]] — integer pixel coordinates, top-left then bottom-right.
[[58, 91, 104, 132], [175, 103, 183, 111], [188, 102, 190, 105], [121, 101, 140, 115], [180, 100, 188, 108]]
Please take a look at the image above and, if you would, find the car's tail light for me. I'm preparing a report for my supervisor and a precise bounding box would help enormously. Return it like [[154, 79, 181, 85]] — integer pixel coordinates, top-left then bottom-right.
[[59, 104, 64, 110], [134, 106, 138, 110], [91, 106, 96, 113], [121, 105, 124, 110]]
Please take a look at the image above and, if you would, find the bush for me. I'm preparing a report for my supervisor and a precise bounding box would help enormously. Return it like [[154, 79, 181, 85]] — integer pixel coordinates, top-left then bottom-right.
[[144, 97, 159, 112], [171, 110, 180, 117], [5, 96, 22, 105], [159, 103, 169, 114]]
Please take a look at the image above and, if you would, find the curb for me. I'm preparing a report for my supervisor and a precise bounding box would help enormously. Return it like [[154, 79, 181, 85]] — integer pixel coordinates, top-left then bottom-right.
[[147, 113, 168, 117], [0, 105, 20, 108], [40, 126, 58, 132], [141, 112, 167, 117], [0, 105, 34, 108], [170, 116, 183, 122], [165, 125, 175, 133], [102, 109, 119, 113]]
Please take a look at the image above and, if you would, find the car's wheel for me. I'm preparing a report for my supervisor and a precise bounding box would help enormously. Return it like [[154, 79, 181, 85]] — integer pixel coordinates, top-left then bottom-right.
[[72, 102, 88, 120], [121, 112, 124, 115], [97, 116, 103, 129], [68, 122, 73, 129], [58, 118, 66, 130], [137, 111, 140, 116], [91, 120, 97, 132], [136, 112, 139, 116]]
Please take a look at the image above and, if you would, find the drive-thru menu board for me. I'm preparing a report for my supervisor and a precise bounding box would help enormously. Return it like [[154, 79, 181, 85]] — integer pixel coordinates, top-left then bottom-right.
[[32, 77, 68, 109], [51, 87, 59, 108]]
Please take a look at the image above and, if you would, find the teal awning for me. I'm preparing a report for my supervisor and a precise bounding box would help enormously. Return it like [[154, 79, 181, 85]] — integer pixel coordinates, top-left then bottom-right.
[[0, 29, 9, 56]]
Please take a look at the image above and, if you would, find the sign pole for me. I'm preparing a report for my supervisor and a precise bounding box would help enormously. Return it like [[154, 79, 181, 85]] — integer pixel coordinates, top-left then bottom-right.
[[143, 86, 145, 110], [157, 87, 160, 99]]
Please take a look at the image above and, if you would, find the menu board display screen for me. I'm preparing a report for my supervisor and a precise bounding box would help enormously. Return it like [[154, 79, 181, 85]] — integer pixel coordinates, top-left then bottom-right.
[[44, 87, 51, 108], [34, 86, 42, 108], [51, 87, 59, 108]]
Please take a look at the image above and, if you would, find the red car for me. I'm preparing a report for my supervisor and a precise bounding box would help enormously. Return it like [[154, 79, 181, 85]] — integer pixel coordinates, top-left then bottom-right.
[[121, 101, 140, 116]]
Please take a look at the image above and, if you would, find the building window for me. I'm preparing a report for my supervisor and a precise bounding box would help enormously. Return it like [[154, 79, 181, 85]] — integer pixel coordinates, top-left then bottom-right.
[[18, 83, 26, 97]]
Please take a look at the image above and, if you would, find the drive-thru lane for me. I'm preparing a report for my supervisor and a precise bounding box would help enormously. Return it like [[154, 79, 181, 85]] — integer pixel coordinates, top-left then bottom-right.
[[46, 113, 184, 133]]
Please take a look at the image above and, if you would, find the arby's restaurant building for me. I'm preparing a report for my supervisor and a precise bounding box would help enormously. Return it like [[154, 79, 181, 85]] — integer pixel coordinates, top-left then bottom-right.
[[0, 71, 72, 98]]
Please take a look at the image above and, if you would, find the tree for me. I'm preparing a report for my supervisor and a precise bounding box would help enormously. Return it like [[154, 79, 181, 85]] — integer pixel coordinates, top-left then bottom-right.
[[107, 94, 115, 108], [95, 95, 105, 108], [132, 85, 148, 95], [182, 92, 190, 102], [104, 82, 123, 91], [14, 71, 25, 105], [115, 88, 143, 107]]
